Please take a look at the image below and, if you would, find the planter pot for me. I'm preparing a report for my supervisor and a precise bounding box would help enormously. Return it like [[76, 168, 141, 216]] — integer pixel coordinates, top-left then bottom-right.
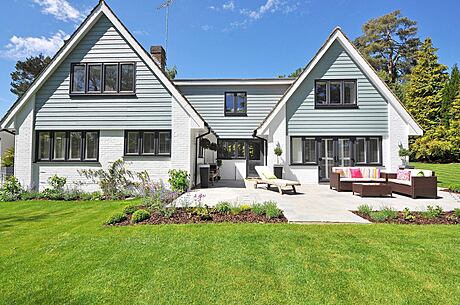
[[273, 165, 283, 179]]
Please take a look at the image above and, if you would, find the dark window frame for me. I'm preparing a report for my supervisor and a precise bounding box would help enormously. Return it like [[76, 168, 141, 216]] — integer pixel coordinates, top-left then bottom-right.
[[314, 79, 358, 109], [123, 130, 172, 157], [217, 139, 247, 160], [35, 131, 100, 162], [289, 136, 382, 166], [70, 62, 136, 96], [224, 92, 247, 116]]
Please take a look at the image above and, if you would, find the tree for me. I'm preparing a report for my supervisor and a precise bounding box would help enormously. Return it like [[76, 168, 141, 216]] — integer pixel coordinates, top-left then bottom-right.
[[404, 38, 447, 131], [278, 67, 304, 78], [440, 64, 460, 126], [165, 65, 177, 80], [354, 10, 420, 86], [10, 54, 51, 97]]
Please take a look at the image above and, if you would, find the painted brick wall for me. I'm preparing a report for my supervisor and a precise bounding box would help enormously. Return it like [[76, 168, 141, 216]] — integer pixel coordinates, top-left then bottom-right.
[[14, 96, 35, 188]]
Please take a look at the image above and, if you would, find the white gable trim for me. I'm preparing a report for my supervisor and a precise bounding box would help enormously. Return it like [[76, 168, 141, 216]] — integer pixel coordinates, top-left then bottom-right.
[[257, 28, 423, 136], [2, 1, 205, 129]]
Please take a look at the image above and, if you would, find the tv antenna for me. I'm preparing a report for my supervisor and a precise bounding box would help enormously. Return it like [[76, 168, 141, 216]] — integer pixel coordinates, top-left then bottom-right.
[[157, 0, 174, 54]]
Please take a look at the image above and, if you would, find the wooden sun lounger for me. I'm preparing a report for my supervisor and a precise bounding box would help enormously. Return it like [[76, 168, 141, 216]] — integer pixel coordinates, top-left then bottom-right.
[[254, 166, 301, 194]]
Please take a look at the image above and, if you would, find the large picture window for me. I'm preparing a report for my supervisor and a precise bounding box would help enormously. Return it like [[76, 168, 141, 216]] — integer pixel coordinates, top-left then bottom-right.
[[70, 62, 135, 94], [124, 130, 171, 156], [314, 80, 357, 108], [225, 92, 247, 116], [36, 131, 99, 162], [291, 137, 317, 165]]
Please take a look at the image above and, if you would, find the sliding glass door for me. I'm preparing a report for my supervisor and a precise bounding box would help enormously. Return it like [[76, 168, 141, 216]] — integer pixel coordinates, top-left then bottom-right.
[[319, 138, 334, 182]]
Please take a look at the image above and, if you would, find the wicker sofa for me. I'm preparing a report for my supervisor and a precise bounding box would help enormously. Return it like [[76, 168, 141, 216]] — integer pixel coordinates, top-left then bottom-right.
[[330, 167, 386, 192], [386, 169, 437, 199]]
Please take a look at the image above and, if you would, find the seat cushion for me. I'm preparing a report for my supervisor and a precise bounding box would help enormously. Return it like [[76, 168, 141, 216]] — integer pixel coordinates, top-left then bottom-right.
[[341, 178, 386, 182], [388, 178, 411, 186]]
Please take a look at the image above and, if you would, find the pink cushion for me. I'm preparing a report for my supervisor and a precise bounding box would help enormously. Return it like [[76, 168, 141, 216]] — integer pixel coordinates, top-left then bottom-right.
[[397, 170, 411, 181], [350, 168, 363, 178]]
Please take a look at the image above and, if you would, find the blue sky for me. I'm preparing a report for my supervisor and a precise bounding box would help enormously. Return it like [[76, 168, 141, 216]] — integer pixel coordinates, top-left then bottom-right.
[[0, 0, 459, 116]]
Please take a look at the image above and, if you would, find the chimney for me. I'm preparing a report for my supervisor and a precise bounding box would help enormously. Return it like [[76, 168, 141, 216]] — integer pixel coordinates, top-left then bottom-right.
[[150, 46, 167, 70]]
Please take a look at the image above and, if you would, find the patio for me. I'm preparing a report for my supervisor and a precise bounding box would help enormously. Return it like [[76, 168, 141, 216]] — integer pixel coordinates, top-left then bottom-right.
[[183, 180, 460, 223]]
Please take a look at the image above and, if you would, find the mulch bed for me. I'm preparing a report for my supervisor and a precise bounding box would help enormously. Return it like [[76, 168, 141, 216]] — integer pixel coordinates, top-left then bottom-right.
[[115, 208, 287, 226], [353, 211, 460, 225]]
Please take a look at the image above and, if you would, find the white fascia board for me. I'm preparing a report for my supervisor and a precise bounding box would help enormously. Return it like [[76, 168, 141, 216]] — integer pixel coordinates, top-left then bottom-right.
[[174, 79, 295, 86]]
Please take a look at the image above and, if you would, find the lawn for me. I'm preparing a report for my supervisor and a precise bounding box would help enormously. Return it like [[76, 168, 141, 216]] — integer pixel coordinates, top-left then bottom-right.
[[1, 201, 459, 304], [410, 162, 460, 188]]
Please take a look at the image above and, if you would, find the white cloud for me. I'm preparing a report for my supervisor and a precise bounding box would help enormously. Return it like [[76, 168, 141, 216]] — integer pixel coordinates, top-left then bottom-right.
[[222, 1, 235, 11], [201, 25, 213, 31], [32, 0, 83, 22], [241, 0, 298, 20], [1, 30, 69, 60]]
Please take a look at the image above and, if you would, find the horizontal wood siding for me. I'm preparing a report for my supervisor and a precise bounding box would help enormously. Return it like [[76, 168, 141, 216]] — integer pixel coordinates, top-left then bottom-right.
[[287, 41, 388, 136], [179, 84, 289, 138], [35, 15, 172, 130]]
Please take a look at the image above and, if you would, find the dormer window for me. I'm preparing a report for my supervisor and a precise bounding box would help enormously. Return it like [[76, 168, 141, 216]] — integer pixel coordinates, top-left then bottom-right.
[[70, 62, 135, 95], [315, 79, 357, 108], [225, 92, 247, 116]]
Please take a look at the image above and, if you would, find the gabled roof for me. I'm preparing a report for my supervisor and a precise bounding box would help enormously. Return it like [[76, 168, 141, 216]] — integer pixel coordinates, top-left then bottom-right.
[[256, 27, 423, 136], [1, 0, 205, 129]]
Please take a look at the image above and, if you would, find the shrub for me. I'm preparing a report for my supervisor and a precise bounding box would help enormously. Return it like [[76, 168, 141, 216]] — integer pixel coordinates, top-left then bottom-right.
[[1, 147, 14, 167], [63, 189, 81, 201], [230, 207, 242, 215], [369, 206, 397, 222], [168, 169, 190, 193], [131, 209, 151, 223], [252, 203, 266, 215], [42, 175, 67, 200], [454, 208, 460, 217], [239, 204, 252, 212], [402, 208, 416, 221], [448, 184, 460, 193], [79, 159, 135, 200], [369, 211, 388, 222], [105, 212, 127, 225], [0, 176, 23, 201], [357, 204, 372, 215], [264, 201, 282, 219], [215, 201, 231, 214], [422, 205, 443, 219], [123, 204, 141, 215], [20, 190, 43, 201]]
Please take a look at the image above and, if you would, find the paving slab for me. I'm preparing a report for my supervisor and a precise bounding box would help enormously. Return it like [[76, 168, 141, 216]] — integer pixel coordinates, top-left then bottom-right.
[[178, 180, 460, 223]]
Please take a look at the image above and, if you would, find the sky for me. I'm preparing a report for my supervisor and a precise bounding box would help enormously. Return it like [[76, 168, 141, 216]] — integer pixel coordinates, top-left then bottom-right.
[[0, 0, 459, 116]]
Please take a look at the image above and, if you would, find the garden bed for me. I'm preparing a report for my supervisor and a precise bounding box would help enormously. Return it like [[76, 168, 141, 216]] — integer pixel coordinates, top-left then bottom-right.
[[353, 205, 460, 225], [115, 208, 287, 225]]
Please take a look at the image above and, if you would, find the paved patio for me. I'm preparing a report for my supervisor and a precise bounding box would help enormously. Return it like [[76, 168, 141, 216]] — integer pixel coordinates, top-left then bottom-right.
[[181, 180, 460, 223]]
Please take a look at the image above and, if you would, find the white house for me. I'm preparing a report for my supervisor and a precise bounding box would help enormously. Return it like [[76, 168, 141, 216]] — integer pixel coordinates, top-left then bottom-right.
[[0, 1, 422, 190]]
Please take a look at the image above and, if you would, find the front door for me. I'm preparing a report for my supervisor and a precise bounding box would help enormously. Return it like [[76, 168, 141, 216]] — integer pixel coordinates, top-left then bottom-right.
[[319, 138, 334, 182], [246, 139, 264, 178]]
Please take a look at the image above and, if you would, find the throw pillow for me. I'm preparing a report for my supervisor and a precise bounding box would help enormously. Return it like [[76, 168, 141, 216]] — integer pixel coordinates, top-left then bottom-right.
[[416, 171, 425, 177], [350, 168, 363, 178], [262, 169, 277, 179], [397, 170, 411, 181]]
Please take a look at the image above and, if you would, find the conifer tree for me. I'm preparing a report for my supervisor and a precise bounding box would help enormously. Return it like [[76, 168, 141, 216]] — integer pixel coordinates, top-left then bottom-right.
[[405, 38, 447, 131], [441, 64, 460, 126]]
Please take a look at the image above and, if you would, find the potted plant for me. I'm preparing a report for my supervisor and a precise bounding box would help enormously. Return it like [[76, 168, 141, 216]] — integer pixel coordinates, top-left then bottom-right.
[[398, 143, 413, 169], [273, 143, 283, 178]]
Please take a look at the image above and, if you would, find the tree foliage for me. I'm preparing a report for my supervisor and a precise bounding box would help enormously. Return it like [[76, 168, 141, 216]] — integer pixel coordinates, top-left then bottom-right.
[[404, 38, 447, 131], [10, 54, 51, 97], [354, 10, 420, 85], [440, 64, 460, 126], [278, 67, 304, 78], [165, 65, 177, 80]]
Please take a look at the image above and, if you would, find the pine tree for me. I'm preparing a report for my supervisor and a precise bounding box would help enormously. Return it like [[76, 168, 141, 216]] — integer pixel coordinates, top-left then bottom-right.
[[405, 38, 447, 131], [441, 64, 460, 126]]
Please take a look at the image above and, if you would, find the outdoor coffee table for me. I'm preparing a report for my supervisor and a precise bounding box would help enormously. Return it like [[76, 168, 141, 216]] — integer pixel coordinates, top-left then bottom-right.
[[352, 183, 392, 197]]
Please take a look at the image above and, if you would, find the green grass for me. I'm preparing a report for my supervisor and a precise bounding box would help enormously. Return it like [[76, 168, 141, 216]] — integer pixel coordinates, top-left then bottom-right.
[[410, 162, 460, 188], [1, 201, 459, 304]]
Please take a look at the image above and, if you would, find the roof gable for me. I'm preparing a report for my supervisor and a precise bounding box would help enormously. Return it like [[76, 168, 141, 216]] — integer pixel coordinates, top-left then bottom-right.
[[1, 0, 205, 129], [256, 28, 422, 136]]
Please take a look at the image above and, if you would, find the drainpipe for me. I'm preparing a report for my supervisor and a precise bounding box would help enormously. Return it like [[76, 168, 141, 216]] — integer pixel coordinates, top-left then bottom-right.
[[252, 130, 268, 166], [194, 124, 211, 187]]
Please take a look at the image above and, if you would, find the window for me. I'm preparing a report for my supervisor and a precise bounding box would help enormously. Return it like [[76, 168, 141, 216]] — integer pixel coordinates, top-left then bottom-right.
[[217, 139, 246, 159], [355, 137, 382, 165], [88, 64, 102, 92], [124, 130, 171, 156], [248, 140, 261, 160], [71, 62, 135, 94], [225, 92, 247, 116], [314, 80, 357, 108], [36, 131, 99, 162], [71, 65, 85, 93], [290, 137, 317, 165], [104, 64, 118, 92]]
